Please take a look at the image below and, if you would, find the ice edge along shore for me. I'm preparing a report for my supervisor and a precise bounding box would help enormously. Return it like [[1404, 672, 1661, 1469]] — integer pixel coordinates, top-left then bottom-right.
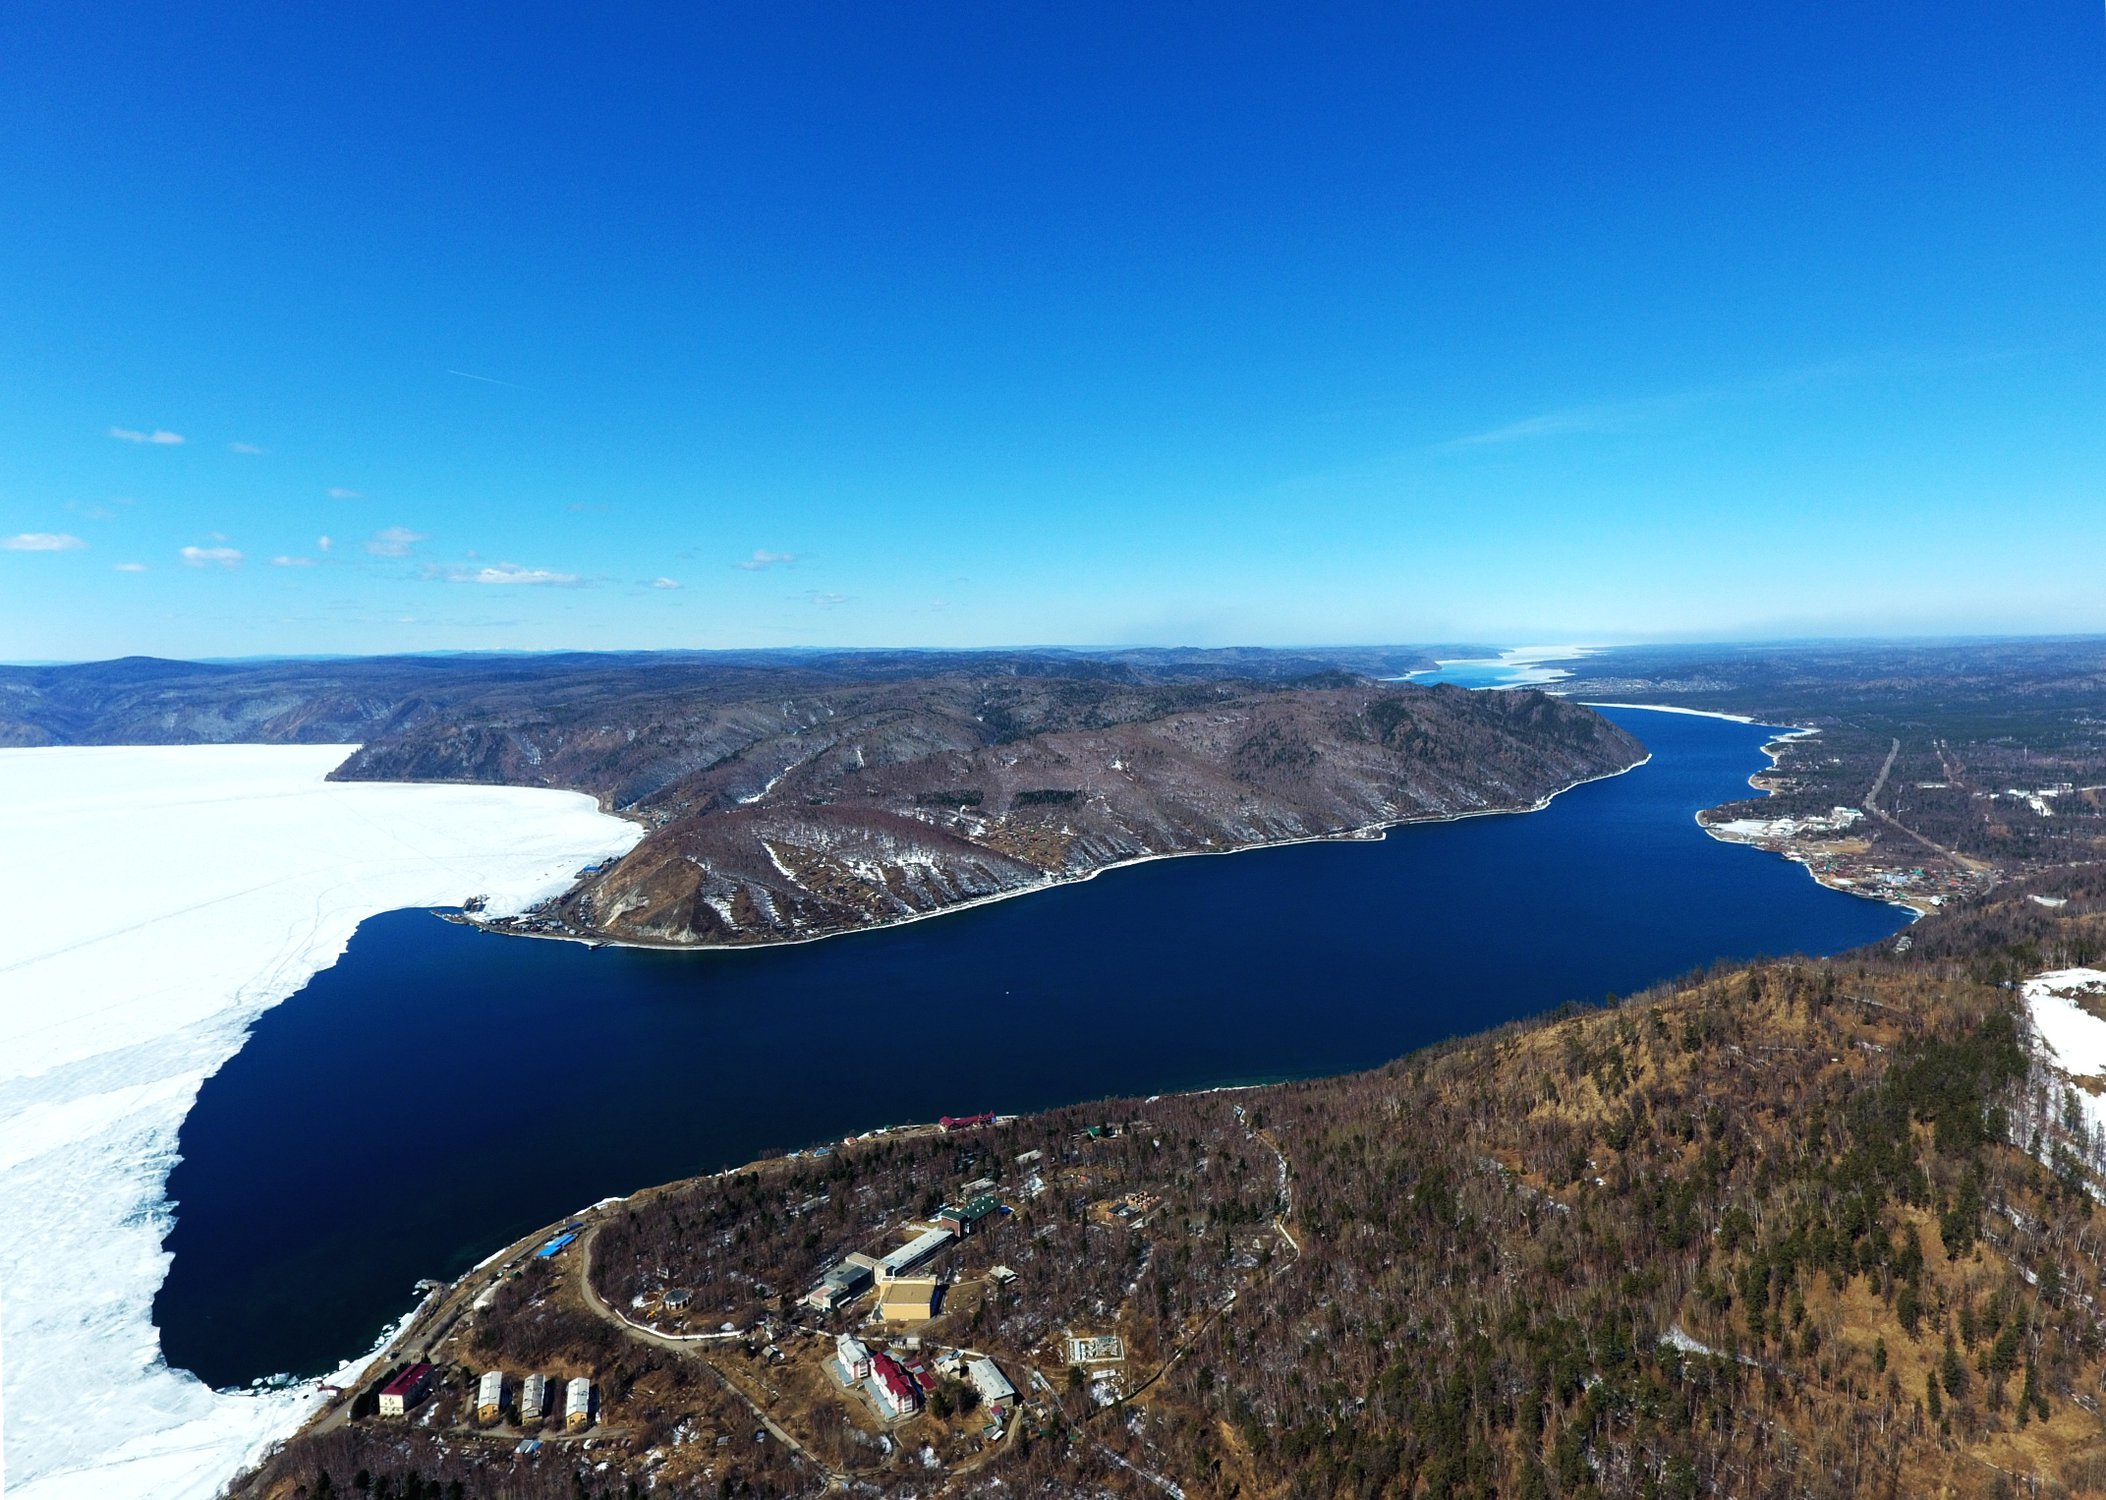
[[0, 745, 641, 1500]]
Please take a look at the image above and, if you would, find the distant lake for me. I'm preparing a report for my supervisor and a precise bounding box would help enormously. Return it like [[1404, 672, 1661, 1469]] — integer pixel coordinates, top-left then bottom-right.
[[157, 707, 1907, 1388]]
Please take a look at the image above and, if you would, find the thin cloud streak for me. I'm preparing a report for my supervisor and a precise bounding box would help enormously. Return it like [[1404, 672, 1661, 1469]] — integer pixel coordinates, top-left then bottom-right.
[[1441, 396, 1680, 449], [446, 369, 521, 388], [1438, 356, 1878, 450], [4, 532, 87, 551], [110, 427, 184, 445], [449, 562, 580, 586], [735, 549, 796, 571]]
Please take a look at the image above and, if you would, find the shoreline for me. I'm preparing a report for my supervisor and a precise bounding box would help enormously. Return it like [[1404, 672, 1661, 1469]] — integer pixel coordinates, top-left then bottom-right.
[[1586, 704, 1926, 921], [198, 708, 1880, 1488], [463, 748, 1656, 956], [0, 745, 641, 1500]]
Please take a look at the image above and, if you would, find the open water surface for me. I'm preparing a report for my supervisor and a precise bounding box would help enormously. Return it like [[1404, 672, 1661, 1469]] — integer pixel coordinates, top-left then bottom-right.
[[157, 707, 1909, 1386]]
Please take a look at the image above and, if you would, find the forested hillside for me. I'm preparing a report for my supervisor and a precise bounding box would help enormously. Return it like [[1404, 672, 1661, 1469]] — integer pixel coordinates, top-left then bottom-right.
[[234, 872, 2106, 1499]]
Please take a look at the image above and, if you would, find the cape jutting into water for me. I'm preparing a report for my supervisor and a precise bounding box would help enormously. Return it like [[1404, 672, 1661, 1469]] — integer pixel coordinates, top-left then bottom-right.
[[158, 706, 1908, 1387]]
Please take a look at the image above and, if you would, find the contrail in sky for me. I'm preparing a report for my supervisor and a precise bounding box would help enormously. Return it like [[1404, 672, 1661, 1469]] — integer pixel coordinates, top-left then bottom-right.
[[446, 369, 521, 388]]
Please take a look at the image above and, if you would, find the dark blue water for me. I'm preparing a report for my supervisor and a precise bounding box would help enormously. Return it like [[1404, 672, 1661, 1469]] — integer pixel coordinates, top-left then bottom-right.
[[156, 708, 1907, 1388]]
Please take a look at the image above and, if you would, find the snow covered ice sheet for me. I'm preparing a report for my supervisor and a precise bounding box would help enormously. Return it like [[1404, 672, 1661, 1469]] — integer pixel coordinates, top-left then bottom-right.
[[0, 745, 639, 1499]]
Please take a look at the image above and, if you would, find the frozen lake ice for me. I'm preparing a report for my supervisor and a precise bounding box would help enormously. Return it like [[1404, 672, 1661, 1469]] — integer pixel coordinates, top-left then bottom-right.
[[0, 745, 638, 1500]]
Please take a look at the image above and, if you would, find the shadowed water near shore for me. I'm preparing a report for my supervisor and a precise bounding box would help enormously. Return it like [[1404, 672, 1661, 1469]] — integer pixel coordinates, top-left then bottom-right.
[[156, 708, 1907, 1388]]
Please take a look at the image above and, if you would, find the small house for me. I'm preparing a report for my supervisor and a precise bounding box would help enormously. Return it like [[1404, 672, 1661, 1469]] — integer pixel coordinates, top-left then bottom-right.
[[565, 1376, 593, 1431], [378, 1362, 434, 1418], [477, 1370, 504, 1423]]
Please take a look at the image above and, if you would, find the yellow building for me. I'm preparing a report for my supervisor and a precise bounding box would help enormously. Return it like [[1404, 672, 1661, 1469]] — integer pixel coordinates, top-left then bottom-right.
[[875, 1276, 941, 1323]]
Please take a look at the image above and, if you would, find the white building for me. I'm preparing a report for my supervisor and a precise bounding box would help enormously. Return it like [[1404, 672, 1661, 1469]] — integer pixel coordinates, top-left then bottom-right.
[[836, 1334, 872, 1382], [519, 1372, 548, 1424], [878, 1226, 953, 1280], [565, 1376, 593, 1431], [476, 1370, 504, 1422], [967, 1356, 1017, 1413]]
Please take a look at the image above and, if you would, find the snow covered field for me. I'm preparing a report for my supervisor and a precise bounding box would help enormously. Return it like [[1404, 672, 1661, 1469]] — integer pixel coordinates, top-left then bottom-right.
[[0, 746, 640, 1499], [2024, 968, 2106, 1138]]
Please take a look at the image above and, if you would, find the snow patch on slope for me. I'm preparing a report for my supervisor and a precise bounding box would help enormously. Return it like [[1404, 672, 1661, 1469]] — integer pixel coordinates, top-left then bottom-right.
[[2023, 969, 2106, 1138]]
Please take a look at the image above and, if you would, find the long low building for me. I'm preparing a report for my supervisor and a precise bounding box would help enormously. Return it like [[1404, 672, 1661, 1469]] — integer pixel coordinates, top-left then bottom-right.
[[878, 1226, 953, 1279], [520, 1372, 548, 1424], [477, 1370, 504, 1422], [378, 1362, 434, 1417], [565, 1376, 593, 1431]]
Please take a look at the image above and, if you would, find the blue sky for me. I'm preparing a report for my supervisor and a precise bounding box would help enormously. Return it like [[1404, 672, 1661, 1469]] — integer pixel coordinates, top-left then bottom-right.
[[3, 3, 2103, 660]]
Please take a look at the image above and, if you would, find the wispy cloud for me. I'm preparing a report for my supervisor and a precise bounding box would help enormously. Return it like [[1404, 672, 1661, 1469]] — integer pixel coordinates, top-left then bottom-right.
[[449, 562, 580, 586], [180, 545, 243, 567], [113, 561, 148, 572], [270, 555, 316, 567], [447, 369, 521, 388], [4, 532, 87, 552], [228, 441, 267, 455], [801, 590, 850, 609], [328, 487, 363, 500], [736, 549, 796, 571], [650, 576, 682, 590], [1441, 397, 1675, 449], [317, 535, 334, 552], [365, 526, 427, 557], [110, 426, 184, 445], [1438, 359, 1875, 451]]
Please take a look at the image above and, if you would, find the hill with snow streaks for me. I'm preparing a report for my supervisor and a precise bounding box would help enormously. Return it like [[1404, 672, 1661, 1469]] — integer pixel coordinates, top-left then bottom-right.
[[0, 651, 1643, 949], [339, 675, 1643, 947]]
